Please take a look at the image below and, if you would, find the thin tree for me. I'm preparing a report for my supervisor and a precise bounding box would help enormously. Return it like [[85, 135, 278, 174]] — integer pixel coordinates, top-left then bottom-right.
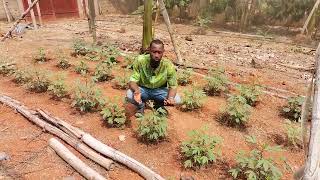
[[142, 0, 153, 52]]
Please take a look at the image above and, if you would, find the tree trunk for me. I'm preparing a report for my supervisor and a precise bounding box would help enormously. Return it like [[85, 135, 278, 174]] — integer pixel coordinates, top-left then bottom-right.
[[142, 0, 153, 52], [35, 2, 43, 26], [302, 0, 320, 35], [88, 0, 96, 43], [49, 138, 107, 180], [27, 0, 37, 30], [2, 0, 11, 23]]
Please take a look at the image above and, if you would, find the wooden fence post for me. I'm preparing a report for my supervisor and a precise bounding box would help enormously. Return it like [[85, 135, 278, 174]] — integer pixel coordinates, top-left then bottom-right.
[[27, 0, 38, 29]]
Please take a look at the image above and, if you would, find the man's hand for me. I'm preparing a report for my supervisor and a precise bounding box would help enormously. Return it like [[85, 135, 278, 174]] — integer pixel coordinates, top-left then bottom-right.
[[134, 91, 142, 104], [164, 97, 175, 106]]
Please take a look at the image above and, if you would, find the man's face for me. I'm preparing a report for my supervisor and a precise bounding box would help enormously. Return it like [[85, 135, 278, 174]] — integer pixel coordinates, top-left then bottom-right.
[[150, 43, 164, 62]]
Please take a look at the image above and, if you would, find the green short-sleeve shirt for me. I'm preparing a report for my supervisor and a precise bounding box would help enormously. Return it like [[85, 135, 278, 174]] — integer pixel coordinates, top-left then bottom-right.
[[129, 54, 178, 89]]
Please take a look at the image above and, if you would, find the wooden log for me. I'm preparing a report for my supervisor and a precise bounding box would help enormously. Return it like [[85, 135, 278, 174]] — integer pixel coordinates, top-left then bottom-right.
[[82, 134, 165, 180], [0, 95, 114, 171], [158, 0, 183, 65], [27, 0, 37, 30], [2, 0, 11, 23], [35, 1, 43, 26], [303, 42, 320, 179], [1, 0, 40, 42], [49, 138, 107, 180]]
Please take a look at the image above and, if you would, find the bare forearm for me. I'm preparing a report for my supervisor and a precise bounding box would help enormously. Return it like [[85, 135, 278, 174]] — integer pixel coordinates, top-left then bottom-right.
[[129, 81, 140, 93]]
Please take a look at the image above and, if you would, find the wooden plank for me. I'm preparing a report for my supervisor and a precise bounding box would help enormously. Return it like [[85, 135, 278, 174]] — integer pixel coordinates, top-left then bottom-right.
[[27, 0, 37, 29]]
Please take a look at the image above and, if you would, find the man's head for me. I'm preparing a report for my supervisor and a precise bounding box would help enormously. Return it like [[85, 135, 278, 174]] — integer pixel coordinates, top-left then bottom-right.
[[149, 39, 164, 63]]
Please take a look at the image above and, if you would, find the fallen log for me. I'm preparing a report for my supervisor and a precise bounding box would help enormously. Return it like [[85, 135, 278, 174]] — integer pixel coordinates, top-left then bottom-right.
[[0, 95, 114, 170], [49, 138, 107, 180], [1, 0, 40, 42]]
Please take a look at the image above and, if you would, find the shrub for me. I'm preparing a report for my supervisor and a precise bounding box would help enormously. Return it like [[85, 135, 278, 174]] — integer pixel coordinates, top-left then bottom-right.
[[34, 47, 48, 62], [72, 80, 105, 112], [48, 74, 69, 99], [26, 70, 51, 93], [177, 68, 193, 86], [57, 56, 71, 69], [72, 39, 91, 56], [137, 106, 168, 142], [12, 69, 32, 84], [112, 68, 130, 90], [75, 61, 89, 75], [284, 120, 302, 148], [93, 62, 113, 82], [101, 97, 126, 128], [229, 136, 282, 180], [0, 60, 16, 76], [237, 84, 263, 106], [222, 95, 251, 126], [204, 67, 228, 96], [282, 96, 304, 122], [181, 126, 222, 169], [181, 86, 206, 111]]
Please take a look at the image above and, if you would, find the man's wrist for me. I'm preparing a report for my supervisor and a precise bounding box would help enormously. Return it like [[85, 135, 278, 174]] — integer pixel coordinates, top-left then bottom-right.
[[134, 90, 140, 94], [167, 97, 174, 100]]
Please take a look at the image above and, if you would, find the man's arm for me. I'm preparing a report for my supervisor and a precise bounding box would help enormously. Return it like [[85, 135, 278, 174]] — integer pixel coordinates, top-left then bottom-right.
[[165, 62, 178, 105]]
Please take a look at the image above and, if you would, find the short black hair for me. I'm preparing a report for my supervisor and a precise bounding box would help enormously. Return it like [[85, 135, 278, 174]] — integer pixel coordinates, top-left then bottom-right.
[[150, 39, 164, 48]]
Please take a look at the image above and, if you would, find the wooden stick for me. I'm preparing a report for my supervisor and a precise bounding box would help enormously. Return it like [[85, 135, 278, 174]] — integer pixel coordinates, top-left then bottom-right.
[[2, 0, 11, 23], [303, 42, 320, 179], [27, 0, 37, 30], [158, 0, 183, 64], [49, 138, 107, 180], [302, 0, 320, 34], [1, 0, 40, 42], [88, 0, 96, 42], [35, 1, 43, 26], [82, 134, 165, 180], [0, 95, 114, 171]]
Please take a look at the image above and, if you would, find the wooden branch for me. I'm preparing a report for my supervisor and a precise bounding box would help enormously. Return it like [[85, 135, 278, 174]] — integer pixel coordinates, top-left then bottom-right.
[[158, 0, 183, 64], [35, 2, 43, 26], [0, 95, 114, 171], [2, 0, 11, 23], [302, 0, 320, 34], [27, 0, 37, 30], [88, 0, 96, 42], [1, 0, 40, 42], [303, 42, 320, 179], [49, 138, 107, 180], [277, 63, 315, 72], [82, 134, 165, 180]]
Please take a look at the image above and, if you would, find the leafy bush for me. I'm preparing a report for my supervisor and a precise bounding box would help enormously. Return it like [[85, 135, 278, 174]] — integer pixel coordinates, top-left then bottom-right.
[[48, 74, 69, 99], [101, 97, 126, 128], [34, 48, 48, 62], [12, 69, 32, 84], [222, 95, 251, 126], [181, 127, 222, 169], [93, 62, 113, 82], [57, 56, 71, 69], [237, 84, 263, 106], [181, 86, 206, 111], [26, 70, 51, 93], [204, 67, 229, 96], [72, 39, 91, 56], [72, 80, 105, 112], [75, 61, 89, 75], [177, 68, 193, 86], [282, 96, 304, 122], [284, 120, 302, 148], [137, 106, 168, 142], [112, 68, 130, 90], [0, 60, 16, 76], [229, 136, 282, 180]]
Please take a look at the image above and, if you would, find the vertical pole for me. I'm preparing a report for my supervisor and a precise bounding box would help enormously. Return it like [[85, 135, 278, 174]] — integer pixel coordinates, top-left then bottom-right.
[[36, 1, 43, 26], [88, 0, 96, 43], [2, 0, 11, 23], [49, 0, 56, 20], [16, 0, 24, 15], [142, 0, 153, 52], [27, 0, 37, 29], [77, 0, 84, 18]]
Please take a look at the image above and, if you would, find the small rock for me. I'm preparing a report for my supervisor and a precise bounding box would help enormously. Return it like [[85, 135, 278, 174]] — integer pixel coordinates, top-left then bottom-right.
[[180, 175, 194, 180], [185, 36, 193, 41], [119, 135, 126, 142], [117, 28, 126, 33], [0, 152, 9, 161], [63, 176, 76, 180]]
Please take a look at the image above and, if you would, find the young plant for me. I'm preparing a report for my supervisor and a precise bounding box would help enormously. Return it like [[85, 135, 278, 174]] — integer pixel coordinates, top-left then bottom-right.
[[204, 67, 229, 96], [72, 80, 105, 112], [284, 120, 302, 148], [75, 61, 89, 75], [48, 74, 69, 100], [282, 96, 304, 122], [93, 62, 113, 82], [34, 47, 48, 62], [0, 60, 16, 76], [57, 54, 71, 69], [181, 126, 222, 169], [12, 68, 32, 84], [137, 104, 168, 142], [237, 84, 263, 106], [177, 68, 193, 86], [229, 136, 283, 180], [181, 86, 206, 111], [100, 97, 126, 128], [26, 70, 51, 93], [222, 95, 251, 126], [112, 68, 131, 90], [72, 39, 91, 56]]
